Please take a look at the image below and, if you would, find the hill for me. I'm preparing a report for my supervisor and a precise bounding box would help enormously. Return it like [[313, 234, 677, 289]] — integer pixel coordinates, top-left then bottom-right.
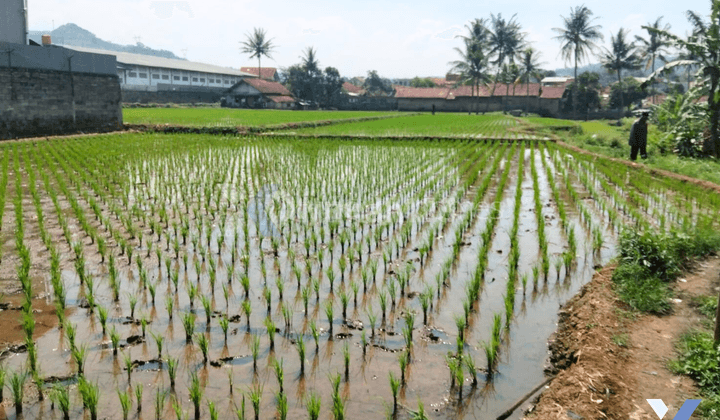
[[29, 23, 183, 60]]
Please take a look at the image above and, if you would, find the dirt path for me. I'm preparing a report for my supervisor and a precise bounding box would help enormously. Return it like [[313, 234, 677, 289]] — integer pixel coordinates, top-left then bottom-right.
[[525, 256, 720, 420]]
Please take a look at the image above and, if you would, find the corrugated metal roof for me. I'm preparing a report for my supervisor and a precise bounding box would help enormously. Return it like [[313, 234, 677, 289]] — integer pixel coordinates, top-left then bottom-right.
[[63, 45, 255, 77], [395, 87, 449, 99], [240, 67, 277, 80], [269, 95, 296, 103]]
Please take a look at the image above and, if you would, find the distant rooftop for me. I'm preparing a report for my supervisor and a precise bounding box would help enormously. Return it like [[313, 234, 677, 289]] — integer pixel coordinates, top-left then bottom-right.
[[240, 67, 278, 80], [63, 45, 255, 77]]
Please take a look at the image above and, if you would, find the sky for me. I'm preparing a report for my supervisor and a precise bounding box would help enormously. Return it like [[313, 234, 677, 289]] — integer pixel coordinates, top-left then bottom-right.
[[29, 0, 709, 79]]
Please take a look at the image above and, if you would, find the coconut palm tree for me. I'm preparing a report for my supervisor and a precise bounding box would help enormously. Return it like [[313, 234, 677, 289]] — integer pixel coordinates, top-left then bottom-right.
[[553, 5, 603, 119], [645, 1, 720, 157], [450, 20, 491, 114], [301, 47, 320, 75], [517, 48, 545, 114], [241, 28, 276, 80], [599, 28, 640, 120], [635, 17, 671, 103], [487, 13, 525, 111]]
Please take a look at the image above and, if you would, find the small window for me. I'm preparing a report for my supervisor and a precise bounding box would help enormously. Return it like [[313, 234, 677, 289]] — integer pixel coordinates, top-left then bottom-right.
[[129, 72, 137, 78], [139, 72, 148, 78], [199, 78, 205, 83], [224, 79, 230, 84], [192, 77, 198, 82], [209, 78, 215, 83], [173, 76, 180, 81], [182, 77, 188, 81], [162, 75, 169, 80], [152, 74, 160, 79]]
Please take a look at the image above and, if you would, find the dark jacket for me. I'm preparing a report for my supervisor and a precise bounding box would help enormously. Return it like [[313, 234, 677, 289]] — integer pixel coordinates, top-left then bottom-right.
[[628, 118, 648, 147]]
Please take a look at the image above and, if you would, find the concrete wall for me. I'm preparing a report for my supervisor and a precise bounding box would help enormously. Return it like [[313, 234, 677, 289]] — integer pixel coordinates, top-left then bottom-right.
[[397, 95, 563, 117], [123, 88, 222, 104], [0, 0, 27, 45], [0, 67, 122, 139]]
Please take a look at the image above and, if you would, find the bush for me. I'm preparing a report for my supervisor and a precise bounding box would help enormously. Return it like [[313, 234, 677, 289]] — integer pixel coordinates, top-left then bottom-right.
[[613, 229, 720, 314], [669, 330, 720, 395]]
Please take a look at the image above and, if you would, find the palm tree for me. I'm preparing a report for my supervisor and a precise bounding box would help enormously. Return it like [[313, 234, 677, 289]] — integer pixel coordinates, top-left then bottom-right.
[[599, 28, 640, 120], [517, 48, 545, 114], [645, 1, 720, 157], [553, 6, 603, 119], [635, 17, 671, 103], [450, 19, 491, 114], [301, 47, 320, 75], [487, 13, 525, 111], [241, 28, 276, 80]]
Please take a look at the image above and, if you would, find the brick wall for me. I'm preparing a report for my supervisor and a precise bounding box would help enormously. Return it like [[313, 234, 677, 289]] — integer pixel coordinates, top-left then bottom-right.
[[0, 67, 122, 139]]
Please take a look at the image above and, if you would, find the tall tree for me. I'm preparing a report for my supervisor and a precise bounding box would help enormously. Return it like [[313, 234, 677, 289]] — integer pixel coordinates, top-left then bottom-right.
[[301, 47, 321, 75], [517, 48, 544, 114], [487, 13, 525, 111], [553, 5, 603, 119], [645, 1, 720, 157], [240, 28, 276, 80], [600, 28, 640, 120], [450, 19, 491, 113], [636, 17, 671, 103]]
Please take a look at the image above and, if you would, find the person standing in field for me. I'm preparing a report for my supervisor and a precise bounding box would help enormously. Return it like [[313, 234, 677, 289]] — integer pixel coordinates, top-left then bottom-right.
[[628, 111, 649, 161]]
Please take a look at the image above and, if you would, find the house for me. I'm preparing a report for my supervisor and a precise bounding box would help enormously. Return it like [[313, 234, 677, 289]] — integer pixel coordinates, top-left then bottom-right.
[[222, 78, 295, 109], [240, 67, 279, 82], [541, 76, 574, 87]]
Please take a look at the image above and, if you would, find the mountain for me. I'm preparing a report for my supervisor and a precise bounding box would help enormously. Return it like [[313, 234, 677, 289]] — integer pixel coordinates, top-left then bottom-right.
[[29, 23, 183, 60]]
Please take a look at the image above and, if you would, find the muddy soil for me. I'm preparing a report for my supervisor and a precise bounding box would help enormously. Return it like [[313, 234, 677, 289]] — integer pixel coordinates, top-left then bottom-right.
[[525, 256, 720, 420]]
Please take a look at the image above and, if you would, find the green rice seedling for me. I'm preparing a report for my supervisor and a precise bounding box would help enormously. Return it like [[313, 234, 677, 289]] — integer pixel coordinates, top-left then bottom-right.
[[532, 265, 539, 284], [118, 389, 131, 420], [151, 331, 164, 360], [264, 317, 276, 350], [167, 356, 178, 389], [242, 300, 252, 331], [521, 274, 528, 294], [251, 334, 260, 372], [81, 379, 100, 420], [200, 295, 212, 325], [464, 353, 478, 387], [72, 344, 88, 376], [110, 326, 120, 355], [326, 267, 336, 291], [351, 281, 359, 307], [0, 364, 5, 403], [504, 295, 514, 329], [219, 315, 230, 342], [52, 384, 71, 420], [141, 316, 148, 338], [282, 302, 292, 329], [128, 293, 138, 320], [134, 383, 143, 413], [310, 320, 320, 351], [165, 296, 174, 320], [324, 301, 334, 336], [235, 395, 246, 420], [187, 283, 197, 308], [148, 281, 157, 305], [97, 305, 109, 335], [360, 330, 367, 356], [249, 383, 263, 420], [419, 292, 431, 325], [22, 311, 35, 341], [301, 286, 311, 314], [189, 371, 202, 420], [123, 352, 134, 382], [155, 389, 167, 420], [389, 371, 400, 416], [9, 370, 25, 414], [306, 392, 321, 420], [343, 342, 350, 379], [296, 337, 306, 374], [379, 291, 387, 321], [454, 314, 466, 343], [340, 291, 350, 319], [554, 257, 563, 280], [182, 312, 195, 343], [65, 322, 77, 352], [329, 372, 345, 420], [272, 358, 284, 394], [195, 333, 209, 364], [398, 350, 410, 385], [367, 311, 377, 338]]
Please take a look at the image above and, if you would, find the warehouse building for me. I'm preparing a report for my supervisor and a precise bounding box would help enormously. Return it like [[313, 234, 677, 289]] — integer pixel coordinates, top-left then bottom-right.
[[64, 45, 255, 103]]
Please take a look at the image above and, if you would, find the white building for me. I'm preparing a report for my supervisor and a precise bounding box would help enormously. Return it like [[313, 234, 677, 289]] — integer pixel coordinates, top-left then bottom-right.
[[64, 45, 255, 92]]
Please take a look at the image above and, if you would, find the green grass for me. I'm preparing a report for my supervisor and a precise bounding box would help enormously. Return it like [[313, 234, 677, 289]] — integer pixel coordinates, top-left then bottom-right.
[[122, 108, 399, 127], [669, 330, 720, 417], [293, 113, 528, 137]]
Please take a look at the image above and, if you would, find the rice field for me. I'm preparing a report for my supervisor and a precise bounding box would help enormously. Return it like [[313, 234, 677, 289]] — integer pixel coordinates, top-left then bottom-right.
[[291, 114, 536, 138], [0, 132, 717, 420], [122, 109, 400, 128]]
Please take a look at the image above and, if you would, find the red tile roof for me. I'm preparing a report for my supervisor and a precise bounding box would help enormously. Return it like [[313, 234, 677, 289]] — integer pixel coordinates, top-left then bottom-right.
[[268, 95, 296, 103], [395, 87, 450, 99], [240, 67, 277, 80], [540, 86, 565, 99], [342, 82, 364, 94], [242, 78, 291, 96]]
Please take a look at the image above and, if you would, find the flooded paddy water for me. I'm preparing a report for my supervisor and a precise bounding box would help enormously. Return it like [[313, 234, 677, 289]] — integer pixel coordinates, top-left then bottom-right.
[[0, 133, 708, 419]]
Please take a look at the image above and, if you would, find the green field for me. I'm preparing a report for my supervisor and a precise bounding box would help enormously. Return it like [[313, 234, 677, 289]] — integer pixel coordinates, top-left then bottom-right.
[[291, 113, 536, 138], [122, 108, 400, 127]]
